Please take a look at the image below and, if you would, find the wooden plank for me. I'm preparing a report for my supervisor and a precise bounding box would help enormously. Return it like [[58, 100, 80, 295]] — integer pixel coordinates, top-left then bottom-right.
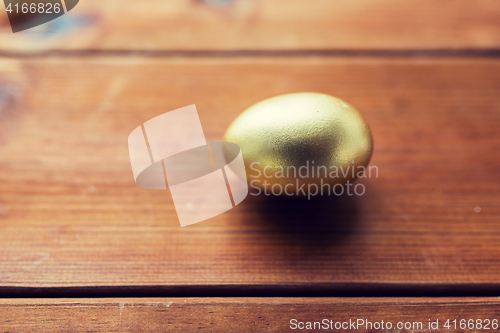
[[1, 0, 500, 52], [0, 57, 499, 289], [0, 298, 499, 332]]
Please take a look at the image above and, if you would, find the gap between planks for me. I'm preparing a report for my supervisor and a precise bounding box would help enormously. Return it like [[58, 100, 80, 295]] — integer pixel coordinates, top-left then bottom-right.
[[0, 283, 499, 299], [1, 48, 500, 59]]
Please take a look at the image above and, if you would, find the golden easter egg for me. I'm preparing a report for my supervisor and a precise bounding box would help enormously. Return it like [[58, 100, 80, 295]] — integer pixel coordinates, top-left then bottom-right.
[[224, 92, 373, 197]]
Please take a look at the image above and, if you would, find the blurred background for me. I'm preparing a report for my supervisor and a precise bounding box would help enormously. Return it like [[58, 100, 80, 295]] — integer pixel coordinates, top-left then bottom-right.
[[1, 0, 500, 51]]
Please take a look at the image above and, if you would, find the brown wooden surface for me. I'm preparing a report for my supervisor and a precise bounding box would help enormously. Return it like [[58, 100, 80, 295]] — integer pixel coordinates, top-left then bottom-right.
[[1, 0, 500, 52], [0, 0, 498, 330], [0, 57, 498, 290], [0, 297, 498, 332]]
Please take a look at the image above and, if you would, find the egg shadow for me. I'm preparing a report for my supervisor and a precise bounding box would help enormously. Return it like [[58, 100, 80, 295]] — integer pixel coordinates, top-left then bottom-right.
[[240, 191, 361, 256]]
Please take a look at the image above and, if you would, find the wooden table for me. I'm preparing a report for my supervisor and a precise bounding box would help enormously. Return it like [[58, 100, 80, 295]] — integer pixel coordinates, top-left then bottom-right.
[[0, 0, 499, 331]]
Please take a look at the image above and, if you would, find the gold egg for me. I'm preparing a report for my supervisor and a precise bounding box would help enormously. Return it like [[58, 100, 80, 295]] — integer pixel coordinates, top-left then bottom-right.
[[224, 92, 373, 196]]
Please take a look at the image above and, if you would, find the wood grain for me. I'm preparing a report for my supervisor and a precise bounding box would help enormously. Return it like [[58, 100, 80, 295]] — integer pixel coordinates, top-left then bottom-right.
[[0, 298, 499, 332], [1, 0, 500, 52], [0, 57, 498, 292]]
